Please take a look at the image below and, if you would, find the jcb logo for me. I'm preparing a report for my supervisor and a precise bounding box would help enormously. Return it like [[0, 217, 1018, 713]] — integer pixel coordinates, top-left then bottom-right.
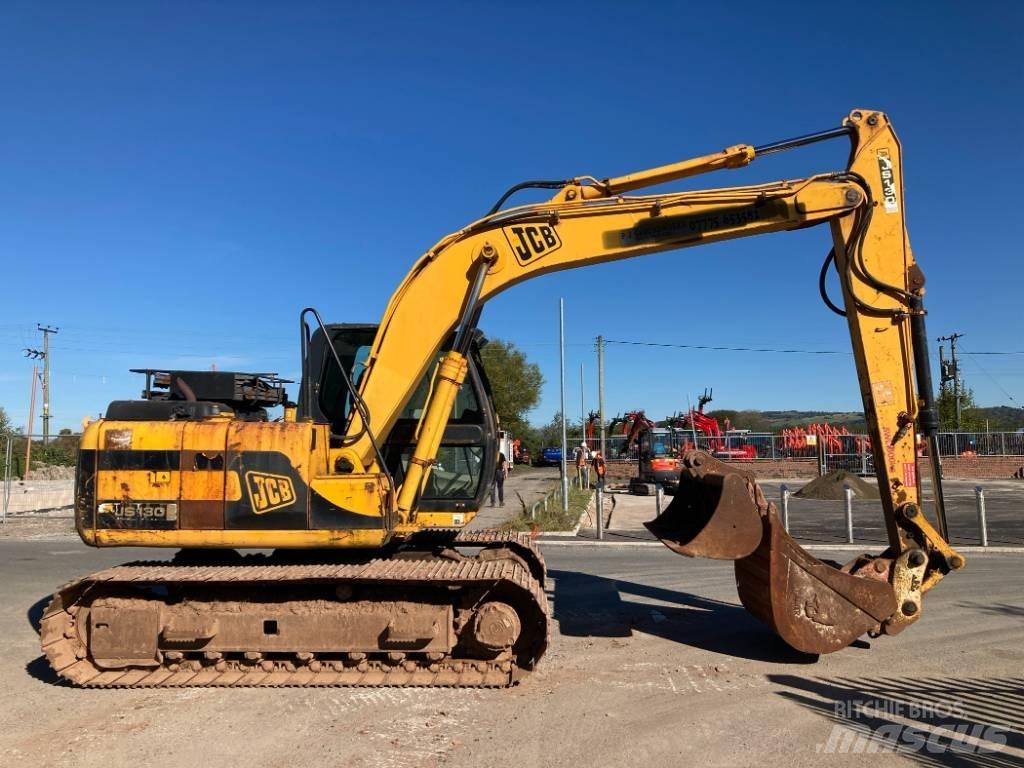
[[245, 471, 296, 514], [503, 224, 562, 265]]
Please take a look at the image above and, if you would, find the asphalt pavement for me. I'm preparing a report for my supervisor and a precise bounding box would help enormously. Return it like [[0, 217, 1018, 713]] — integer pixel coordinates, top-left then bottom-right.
[[0, 533, 1021, 767]]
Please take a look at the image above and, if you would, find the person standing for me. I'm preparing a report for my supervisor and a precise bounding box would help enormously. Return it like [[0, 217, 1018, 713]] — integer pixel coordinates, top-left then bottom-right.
[[574, 443, 589, 488], [591, 449, 606, 489], [490, 451, 508, 507]]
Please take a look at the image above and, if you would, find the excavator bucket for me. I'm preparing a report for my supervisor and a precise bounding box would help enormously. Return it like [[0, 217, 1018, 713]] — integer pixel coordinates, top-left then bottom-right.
[[735, 511, 897, 654], [644, 460, 762, 559], [646, 451, 898, 654]]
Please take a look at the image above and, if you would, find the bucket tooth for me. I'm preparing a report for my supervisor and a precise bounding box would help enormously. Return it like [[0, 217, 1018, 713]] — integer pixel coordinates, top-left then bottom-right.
[[646, 451, 899, 655]]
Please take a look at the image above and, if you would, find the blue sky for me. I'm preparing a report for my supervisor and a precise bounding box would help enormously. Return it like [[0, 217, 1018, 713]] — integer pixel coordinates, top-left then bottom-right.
[[2, 1, 1022, 432]]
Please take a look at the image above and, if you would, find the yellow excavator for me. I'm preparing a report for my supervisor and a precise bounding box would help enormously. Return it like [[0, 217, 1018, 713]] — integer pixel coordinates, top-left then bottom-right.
[[43, 108, 963, 687]]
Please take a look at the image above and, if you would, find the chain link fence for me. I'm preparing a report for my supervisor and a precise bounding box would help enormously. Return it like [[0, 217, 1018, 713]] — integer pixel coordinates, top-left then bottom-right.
[[934, 431, 1024, 457], [568, 429, 848, 461], [560, 426, 1024, 472], [1, 432, 81, 522], [1, 432, 81, 479], [2, 434, 13, 522]]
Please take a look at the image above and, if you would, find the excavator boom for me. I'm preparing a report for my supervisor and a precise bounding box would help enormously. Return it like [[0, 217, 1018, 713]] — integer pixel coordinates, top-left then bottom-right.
[[347, 107, 963, 653]]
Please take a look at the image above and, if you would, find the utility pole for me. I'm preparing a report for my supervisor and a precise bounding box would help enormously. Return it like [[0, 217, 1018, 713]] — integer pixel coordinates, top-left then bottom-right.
[[597, 335, 606, 460], [25, 365, 39, 477], [580, 363, 585, 441], [39, 324, 58, 443], [938, 333, 964, 430], [25, 324, 59, 443], [559, 299, 568, 512]]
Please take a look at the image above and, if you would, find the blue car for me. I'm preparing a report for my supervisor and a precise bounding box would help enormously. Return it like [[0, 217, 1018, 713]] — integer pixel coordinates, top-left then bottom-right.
[[538, 446, 563, 466]]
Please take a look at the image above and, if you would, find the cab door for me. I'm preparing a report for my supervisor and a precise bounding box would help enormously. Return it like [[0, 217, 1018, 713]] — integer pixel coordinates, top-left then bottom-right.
[[382, 349, 497, 514]]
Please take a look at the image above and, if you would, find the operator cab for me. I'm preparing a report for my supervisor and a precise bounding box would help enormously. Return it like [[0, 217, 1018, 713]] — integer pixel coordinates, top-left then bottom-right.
[[297, 323, 498, 513], [641, 428, 678, 459]]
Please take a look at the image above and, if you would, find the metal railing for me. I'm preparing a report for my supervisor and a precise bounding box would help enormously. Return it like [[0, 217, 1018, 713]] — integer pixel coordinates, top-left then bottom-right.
[[528, 473, 586, 521], [1, 432, 81, 480], [777, 482, 1001, 547], [2, 432, 81, 522], [934, 431, 1024, 457]]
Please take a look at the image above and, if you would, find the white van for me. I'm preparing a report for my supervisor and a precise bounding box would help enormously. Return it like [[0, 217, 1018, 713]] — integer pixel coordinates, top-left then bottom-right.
[[497, 429, 515, 473]]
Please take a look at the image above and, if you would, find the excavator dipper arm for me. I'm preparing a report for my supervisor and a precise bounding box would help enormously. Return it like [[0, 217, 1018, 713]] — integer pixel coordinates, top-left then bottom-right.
[[342, 109, 962, 654]]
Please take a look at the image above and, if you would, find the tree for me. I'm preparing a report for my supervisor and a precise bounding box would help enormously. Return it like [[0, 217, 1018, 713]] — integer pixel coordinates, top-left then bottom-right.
[[536, 412, 565, 448], [0, 406, 11, 436], [478, 338, 543, 436], [511, 411, 566, 458], [937, 380, 981, 431], [706, 408, 771, 432], [706, 409, 738, 426]]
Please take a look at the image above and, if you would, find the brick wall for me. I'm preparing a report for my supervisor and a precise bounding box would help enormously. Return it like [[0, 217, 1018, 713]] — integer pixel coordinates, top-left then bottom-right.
[[940, 456, 1024, 480], [740, 459, 820, 478]]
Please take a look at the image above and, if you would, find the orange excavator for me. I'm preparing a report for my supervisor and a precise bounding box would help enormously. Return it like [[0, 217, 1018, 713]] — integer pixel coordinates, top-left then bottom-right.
[[617, 410, 683, 494]]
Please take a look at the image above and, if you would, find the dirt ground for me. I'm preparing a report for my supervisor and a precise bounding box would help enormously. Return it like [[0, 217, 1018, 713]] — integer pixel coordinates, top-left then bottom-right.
[[0, 532, 1021, 768]]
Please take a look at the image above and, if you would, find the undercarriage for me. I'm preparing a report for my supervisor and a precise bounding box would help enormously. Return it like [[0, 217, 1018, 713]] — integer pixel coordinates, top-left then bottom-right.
[[42, 531, 548, 688]]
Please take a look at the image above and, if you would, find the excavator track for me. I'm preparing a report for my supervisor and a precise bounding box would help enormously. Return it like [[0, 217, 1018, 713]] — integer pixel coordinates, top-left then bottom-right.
[[41, 536, 548, 688]]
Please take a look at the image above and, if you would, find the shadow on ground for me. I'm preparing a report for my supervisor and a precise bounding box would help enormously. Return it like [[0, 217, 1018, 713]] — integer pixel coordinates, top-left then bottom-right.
[[26, 594, 68, 685], [28, 594, 48, 634], [770, 674, 1024, 767], [956, 602, 1024, 620], [26, 655, 67, 685], [549, 568, 820, 664]]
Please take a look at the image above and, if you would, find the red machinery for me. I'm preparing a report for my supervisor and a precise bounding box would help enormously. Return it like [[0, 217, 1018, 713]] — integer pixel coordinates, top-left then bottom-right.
[[781, 423, 869, 456], [668, 389, 757, 460], [511, 438, 531, 466], [584, 410, 600, 444]]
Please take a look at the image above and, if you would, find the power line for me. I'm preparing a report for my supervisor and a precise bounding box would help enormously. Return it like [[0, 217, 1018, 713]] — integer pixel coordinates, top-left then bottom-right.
[[955, 350, 1024, 356], [961, 345, 1022, 409], [603, 339, 848, 355]]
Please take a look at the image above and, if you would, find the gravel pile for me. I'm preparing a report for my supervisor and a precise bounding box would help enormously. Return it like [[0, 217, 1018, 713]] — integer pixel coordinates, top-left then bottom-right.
[[795, 470, 877, 500]]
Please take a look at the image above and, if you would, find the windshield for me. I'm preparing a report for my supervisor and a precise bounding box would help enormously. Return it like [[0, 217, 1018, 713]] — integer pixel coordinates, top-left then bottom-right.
[[644, 431, 675, 458], [317, 328, 376, 433]]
